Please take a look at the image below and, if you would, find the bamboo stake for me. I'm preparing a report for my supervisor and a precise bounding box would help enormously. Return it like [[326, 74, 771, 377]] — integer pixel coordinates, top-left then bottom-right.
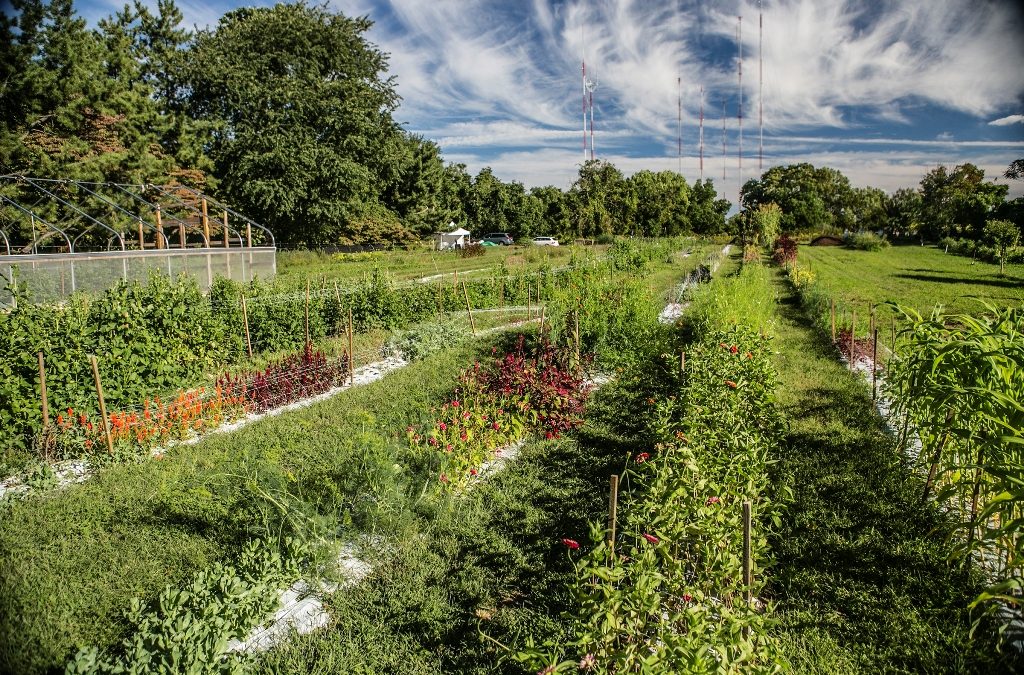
[[574, 310, 581, 369], [241, 295, 253, 359], [304, 278, 311, 347], [608, 474, 620, 557], [38, 352, 49, 428], [89, 355, 114, 455], [348, 308, 355, 385], [680, 351, 686, 373], [461, 281, 477, 335]]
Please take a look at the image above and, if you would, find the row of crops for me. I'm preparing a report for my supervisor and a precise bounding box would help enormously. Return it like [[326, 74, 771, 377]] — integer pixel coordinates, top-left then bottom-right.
[[778, 241, 1023, 626], [1, 239, 687, 470]]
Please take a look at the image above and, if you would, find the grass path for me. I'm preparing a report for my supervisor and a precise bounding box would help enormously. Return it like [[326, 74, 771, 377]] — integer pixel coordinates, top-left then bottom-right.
[[765, 265, 1016, 673]]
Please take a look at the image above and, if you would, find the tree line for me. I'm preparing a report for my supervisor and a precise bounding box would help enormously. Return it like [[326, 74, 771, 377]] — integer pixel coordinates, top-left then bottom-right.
[[0, 0, 729, 248]]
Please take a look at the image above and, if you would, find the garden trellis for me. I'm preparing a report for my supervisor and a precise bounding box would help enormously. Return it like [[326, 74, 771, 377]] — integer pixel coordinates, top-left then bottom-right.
[[0, 175, 276, 306]]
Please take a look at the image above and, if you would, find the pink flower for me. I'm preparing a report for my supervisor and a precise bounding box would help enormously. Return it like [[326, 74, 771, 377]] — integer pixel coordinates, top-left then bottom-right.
[[642, 533, 659, 545], [579, 653, 596, 670], [682, 593, 693, 603], [463, 411, 471, 419], [439, 422, 447, 430], [460, 431, 468, 441], [452, 400, 460, 408], [635, 452, 650, 463], [446, 443, 453, 452], [492, 422, 500, 430], [561, 538, 580, 550], [706, 496, 721, 505], [730, 345, 738, 354], [470, 468, 478, 477], [439, 473, 449, 483], [428, 437, 438, 446]]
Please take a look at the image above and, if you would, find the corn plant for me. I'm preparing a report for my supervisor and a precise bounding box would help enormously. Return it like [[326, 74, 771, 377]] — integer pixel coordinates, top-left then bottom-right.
[[885, 304, 1024, 620]]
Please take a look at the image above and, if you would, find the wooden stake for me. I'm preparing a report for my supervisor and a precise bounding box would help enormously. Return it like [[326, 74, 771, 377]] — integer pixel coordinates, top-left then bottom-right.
[[241, 295, 253, 359], [246, 222, 252, 248], [608, 474, 620, 557], [680, 351, 686, 373], [743, 500, 752, 605], [38, 352, 49, 428], [89, 355, 114, 455], [348, 307, 355, 385], [222, 211, 230, 247], [178, 220, 186, 249], [155, 206, 164, 250], [849, 309, 856, 371], [304, 277, 311, 347], [872, 327, 879, 402], [461, 281, 477, 335], [137, 221, 145, 250], [574, 310, 581, 369], [334, 281, 343, 336], [830, 298, 836, 342], [201, 198, 210, 244]]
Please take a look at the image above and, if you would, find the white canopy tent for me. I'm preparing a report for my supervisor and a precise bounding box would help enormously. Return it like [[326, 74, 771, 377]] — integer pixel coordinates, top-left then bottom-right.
[[437, 224, 471, 250]]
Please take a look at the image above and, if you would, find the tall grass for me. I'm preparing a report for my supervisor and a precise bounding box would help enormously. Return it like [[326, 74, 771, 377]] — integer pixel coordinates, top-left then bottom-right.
[[687, 263, 777, 337]]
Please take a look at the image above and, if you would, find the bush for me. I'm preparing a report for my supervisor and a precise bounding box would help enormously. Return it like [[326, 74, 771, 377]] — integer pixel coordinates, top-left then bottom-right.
[[595, 233, 615, 245], [845, 231, 891, 251], [457, 243, 485, 258], [687, 264, 777, 337], [772, 235, 798, 266]]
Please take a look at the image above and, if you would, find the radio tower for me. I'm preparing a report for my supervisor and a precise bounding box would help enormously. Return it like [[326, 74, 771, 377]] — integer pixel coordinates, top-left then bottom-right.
[[759, 1, 764, 172], [677, 76, 682, 174], [588, 77, 598, 161], [722, 99, 727, 186], [699, 85, 704, 180], [737, 15, 743, 205]]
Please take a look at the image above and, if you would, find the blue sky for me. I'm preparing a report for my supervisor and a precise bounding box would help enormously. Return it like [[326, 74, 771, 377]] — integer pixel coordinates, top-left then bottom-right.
[[78, 0, 1024, 204]]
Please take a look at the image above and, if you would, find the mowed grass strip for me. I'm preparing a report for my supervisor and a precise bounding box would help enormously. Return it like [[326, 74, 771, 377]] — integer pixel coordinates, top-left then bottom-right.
[[800, 244, 1024, 319], [0, 343, 480, 675], [765, 266, 1017, 673]]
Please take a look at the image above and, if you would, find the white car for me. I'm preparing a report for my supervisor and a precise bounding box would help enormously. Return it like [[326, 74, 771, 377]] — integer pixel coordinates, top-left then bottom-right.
[[531, 236, 559, 246]]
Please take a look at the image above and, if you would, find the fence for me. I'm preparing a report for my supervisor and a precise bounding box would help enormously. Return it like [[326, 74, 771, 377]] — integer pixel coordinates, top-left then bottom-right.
[[1, 247, 277, 307]]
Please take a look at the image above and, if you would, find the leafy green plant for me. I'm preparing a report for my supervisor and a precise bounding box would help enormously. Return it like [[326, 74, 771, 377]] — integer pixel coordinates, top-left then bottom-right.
[[845, 231, 890, 251]]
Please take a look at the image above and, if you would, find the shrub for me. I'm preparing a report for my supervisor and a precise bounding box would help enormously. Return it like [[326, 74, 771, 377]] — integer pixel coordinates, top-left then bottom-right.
[[457, 243, 485, 258], [845, 231, 891, 251], [772, 234, 798, 266], [595, 233, 615, 245]]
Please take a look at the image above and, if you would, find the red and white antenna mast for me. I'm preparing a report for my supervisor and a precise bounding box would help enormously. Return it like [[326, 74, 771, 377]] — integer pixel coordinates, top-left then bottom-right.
[[677, 76, 682, 174], [699, 85, 704, 180], [759, 1, 764, 172], [588, 77, 598, 161], [581, 24, 597, 162], [737, 15, 743, 205]]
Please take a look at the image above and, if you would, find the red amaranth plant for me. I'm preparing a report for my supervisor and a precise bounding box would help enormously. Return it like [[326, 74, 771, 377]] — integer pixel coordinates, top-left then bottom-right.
[[225, 344, 350, 414]]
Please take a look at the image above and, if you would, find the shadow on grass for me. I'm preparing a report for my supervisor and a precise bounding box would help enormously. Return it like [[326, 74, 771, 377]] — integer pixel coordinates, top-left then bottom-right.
[[895, 272, 1024, 288]]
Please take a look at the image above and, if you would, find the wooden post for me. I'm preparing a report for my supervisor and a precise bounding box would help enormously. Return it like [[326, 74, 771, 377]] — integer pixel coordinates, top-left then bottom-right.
[[155, 206, 164, 250], [38, 352, 49, 428], [178, 220, 186, 249], [574, 310, 581, 369], [461, 281, 477, 335], [304, 277, 311, 348], [348, 307, 355, 385], [872, 327, 879, 402], [246, 222, 252, 248], [241, 295, 253, 359], [137, 221, 145, 250], [743, 500, 752, 607], [849, 309, 856, 371], [608, 474, 619, 557], [89, 355, 114, 455], [680, 351, 685, 373], [222, 211, 230, 248], [830, 299, 836, 342], [201, 198, 210, 244]]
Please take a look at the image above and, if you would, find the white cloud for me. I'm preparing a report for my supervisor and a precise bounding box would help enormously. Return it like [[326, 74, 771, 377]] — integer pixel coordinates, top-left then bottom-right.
[[989, 114, 1024, 126]]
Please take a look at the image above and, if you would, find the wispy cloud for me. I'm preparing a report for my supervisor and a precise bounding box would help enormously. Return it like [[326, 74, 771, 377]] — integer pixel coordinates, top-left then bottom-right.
[[990, 114, 1024, 127]]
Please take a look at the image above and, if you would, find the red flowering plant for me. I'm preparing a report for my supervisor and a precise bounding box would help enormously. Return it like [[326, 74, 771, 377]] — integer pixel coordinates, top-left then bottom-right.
[[229, 344, 349, 414]]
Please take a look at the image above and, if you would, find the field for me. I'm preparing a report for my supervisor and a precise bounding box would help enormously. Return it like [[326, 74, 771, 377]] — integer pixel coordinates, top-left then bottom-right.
[[0, 238, 1020, 674]]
